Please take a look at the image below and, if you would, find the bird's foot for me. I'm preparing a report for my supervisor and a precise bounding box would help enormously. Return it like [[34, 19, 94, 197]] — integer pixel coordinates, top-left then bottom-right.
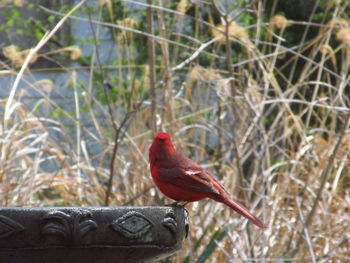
[[165, 201, 189, 207], [165, 202, 189, 222]]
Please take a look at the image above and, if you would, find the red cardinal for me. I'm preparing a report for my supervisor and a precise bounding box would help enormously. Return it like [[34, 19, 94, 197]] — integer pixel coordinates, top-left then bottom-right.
[[149, 132, 265, 228]]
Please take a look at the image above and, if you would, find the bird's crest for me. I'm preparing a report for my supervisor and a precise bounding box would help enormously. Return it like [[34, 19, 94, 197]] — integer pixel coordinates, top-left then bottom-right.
[[154, 132, 171, 141]]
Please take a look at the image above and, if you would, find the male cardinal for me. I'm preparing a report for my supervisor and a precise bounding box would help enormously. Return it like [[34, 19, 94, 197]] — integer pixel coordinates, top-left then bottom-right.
[[149, 132, 265, 228]]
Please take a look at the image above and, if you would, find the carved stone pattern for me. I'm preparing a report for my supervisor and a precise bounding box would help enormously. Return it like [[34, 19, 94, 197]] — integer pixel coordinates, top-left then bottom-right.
[[41, 209, 98, 243], [0, 215, 25, 239], [110, 211, 153, 239], [162, 209, 178, 238], [184, 208, 189, 238]]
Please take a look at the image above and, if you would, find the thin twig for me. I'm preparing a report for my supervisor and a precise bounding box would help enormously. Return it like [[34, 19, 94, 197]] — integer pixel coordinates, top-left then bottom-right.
[[104, 101, 144, 206], [147, 0, 157, 134], [171, 36, 221, 72]]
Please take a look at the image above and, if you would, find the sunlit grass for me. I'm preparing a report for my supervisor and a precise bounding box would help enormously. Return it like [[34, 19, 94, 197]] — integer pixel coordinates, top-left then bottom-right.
[[1, 0, 350, 262]]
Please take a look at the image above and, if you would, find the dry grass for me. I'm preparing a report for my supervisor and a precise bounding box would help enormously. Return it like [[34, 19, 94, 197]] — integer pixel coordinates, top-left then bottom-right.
[[1, 0, 350, 262]]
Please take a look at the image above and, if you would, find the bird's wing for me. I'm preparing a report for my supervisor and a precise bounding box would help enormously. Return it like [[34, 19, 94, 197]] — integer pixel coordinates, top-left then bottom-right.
[[157, 165, 221, 195]]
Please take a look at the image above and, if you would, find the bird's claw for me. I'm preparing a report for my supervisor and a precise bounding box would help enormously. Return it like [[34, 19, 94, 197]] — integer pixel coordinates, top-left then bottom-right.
[[165, 201, 180, 207], [165, 201, 188, 207]]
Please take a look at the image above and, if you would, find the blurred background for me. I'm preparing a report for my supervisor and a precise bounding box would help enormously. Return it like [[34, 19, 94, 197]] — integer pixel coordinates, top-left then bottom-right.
[[0, 0, 349, 262]]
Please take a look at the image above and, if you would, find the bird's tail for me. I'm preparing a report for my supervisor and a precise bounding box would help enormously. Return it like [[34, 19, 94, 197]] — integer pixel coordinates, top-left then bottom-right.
[[212, 194, 266, 228]]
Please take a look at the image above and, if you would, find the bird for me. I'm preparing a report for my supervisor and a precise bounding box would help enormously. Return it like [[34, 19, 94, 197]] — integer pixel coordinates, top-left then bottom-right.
[[149, 132, 265, 228]]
